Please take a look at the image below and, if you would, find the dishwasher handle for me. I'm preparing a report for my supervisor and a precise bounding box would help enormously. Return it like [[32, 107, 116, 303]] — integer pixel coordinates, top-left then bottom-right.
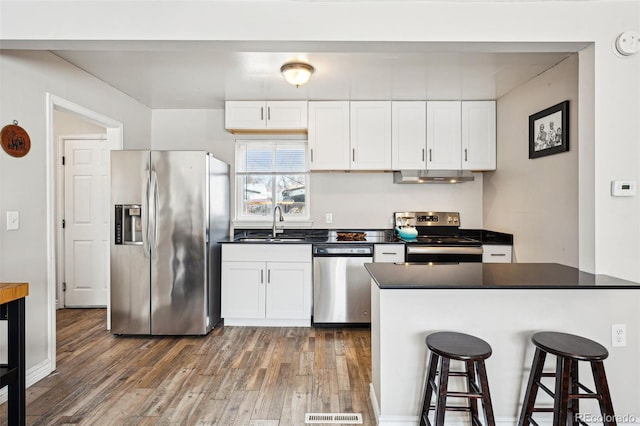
[[313, 245, 374, 257]]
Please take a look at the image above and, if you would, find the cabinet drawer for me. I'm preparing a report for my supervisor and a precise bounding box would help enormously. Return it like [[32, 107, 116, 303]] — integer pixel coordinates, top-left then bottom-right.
[[223, 244, 312, 262], [482, 245, 512, 263], [374, 244, 405, 263]]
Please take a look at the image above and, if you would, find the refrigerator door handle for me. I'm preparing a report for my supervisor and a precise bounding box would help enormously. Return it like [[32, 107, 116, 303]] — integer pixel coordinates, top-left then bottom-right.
[[150, 170, 159, 251], [142, 173, 150, 257]]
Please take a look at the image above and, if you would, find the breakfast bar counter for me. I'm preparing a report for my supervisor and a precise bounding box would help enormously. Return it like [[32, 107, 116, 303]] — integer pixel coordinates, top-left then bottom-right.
[[366, 262, 640, 290], [365, 263, 640, 425]]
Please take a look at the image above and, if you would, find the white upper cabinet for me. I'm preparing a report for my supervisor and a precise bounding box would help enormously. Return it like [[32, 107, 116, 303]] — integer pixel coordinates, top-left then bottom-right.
[[426, 101, 462, 170], [350, 101, 392, 170], [308, 101, 350, 170], [392, 101, 427, 170], [461, 101, 496, 171], [225, 101, 308, 131]]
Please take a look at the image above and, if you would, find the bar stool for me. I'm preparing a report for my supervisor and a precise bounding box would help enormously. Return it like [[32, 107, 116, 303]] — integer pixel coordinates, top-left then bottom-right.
[[518, 331, 616, 426], [420, 331, 495, 426]]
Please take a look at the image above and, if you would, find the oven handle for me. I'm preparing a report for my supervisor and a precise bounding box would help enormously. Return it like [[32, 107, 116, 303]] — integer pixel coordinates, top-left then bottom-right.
[[406, 246, 483, 256]]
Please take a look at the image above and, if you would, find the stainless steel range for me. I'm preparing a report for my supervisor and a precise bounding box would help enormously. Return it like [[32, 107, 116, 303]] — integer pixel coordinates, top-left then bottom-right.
[[394, 211, 483, 263]]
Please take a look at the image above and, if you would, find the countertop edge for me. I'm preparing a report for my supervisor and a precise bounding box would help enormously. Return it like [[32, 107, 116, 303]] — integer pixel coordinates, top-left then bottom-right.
[[0, 283, 29, 304], [364, 263, 640, 290]]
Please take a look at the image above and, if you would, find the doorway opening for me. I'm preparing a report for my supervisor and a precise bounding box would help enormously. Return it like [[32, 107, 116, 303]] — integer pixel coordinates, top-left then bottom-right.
[[46, 94, 123, 373]]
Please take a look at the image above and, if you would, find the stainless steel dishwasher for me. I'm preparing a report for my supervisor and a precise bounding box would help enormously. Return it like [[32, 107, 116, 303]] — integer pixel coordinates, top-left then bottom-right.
[[313, 244, 373, 325]]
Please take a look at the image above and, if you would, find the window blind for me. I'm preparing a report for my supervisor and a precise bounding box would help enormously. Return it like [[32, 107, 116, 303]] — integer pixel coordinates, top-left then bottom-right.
[[236, 141, 307, 174]]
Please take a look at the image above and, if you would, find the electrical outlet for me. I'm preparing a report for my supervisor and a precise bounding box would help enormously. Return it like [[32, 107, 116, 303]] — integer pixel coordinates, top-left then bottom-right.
[[325, 213, 333, 224], [612, 324, 627, 347]]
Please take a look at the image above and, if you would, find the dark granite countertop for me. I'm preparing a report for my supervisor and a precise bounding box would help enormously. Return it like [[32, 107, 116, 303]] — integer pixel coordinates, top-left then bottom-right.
[[222, 228, 513, 245], [221, 228, 398, 244], [460, 229, 513, 245], [365, 262, 640, 289]]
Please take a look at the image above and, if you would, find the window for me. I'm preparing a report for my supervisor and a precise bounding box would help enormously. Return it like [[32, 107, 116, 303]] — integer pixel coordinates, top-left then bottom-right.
[[235, 140, 309, 221]]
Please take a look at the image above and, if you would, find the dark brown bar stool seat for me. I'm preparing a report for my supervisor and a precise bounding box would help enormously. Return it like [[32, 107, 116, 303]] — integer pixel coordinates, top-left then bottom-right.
[[420, 331, 495, 426], [518, 331, 616, 426]]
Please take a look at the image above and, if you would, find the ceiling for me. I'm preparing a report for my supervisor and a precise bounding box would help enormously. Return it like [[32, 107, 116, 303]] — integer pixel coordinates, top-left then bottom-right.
[[45, 41, 585, 109]]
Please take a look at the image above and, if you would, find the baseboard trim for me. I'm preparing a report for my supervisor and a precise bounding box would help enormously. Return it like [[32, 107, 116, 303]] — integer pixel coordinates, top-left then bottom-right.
[[0, 358, 54, 403], [369, 382, 544, 426], [369, 382, 416, 425], [223, 318, 311, 327], [369, 383, 381, 423]]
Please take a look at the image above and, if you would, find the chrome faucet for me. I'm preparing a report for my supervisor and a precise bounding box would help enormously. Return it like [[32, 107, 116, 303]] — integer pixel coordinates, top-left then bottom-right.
[[272, 205, 284, 238]]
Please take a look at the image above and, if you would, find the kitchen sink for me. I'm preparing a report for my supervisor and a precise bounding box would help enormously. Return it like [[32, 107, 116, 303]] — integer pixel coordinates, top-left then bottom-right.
[[237, 237, 306, 242]]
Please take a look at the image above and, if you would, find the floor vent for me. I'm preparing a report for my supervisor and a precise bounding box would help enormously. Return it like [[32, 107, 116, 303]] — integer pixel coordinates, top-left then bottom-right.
[[305, 412, 363, 424]]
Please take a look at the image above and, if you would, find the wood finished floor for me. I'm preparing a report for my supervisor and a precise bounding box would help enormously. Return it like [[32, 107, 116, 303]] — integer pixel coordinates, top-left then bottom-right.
[[0, 309, 375, 425]]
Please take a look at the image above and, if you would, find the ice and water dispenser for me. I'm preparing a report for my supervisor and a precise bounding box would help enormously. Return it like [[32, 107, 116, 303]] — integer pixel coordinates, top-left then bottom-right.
[[114, 204, 143, 245]]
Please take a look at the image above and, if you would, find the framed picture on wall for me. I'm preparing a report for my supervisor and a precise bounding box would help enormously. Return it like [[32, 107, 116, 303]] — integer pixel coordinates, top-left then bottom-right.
[[529, 100, 569, 159]]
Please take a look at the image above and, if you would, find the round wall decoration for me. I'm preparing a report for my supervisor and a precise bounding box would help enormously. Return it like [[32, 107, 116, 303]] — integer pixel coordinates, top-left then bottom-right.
[[1, 121, 31, 158]]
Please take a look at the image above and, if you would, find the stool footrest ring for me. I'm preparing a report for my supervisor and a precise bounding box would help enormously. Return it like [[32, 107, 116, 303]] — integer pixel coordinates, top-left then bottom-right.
[[531, 407, 554, 413], [429, 405, 473, 413]]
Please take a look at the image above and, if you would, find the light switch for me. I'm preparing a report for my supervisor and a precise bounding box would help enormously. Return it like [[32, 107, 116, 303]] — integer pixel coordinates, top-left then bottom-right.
[[6, 211, 19, 231]]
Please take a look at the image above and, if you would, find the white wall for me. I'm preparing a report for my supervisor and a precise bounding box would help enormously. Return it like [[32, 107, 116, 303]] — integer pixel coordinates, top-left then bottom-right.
[[484, 54, 579, 266], [311, 173, 483, 229], [54, 109, 106, 136], [151, 109, 484, 229], [151, 109, 234, 163], [0, 50, 151, 376]]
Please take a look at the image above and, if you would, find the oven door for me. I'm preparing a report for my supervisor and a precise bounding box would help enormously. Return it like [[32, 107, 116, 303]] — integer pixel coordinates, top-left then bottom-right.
[[405, 245, 483, 263]]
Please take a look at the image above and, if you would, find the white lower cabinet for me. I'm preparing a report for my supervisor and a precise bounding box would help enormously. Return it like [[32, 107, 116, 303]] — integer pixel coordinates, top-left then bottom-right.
[[374, 244, 405, 263], [482, 245, 513, 263], [222, 244, 312, 326]]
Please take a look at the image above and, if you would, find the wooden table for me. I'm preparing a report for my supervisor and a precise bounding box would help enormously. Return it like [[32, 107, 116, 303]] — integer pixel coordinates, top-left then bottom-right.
[[0, 283, 28, 426]]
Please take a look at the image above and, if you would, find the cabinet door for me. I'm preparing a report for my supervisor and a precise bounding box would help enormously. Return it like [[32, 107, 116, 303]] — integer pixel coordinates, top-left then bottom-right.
[[350, 101, 392, 170], [426, 101, 461, 170], [266, 101, 308, 129], [225, 101, 266, 129], [265, 262, 312, 319], [392, 102, 427, 170], [308, 101, 350, 170], [462, 101, 496, 171], [221, 261, 266, 318]]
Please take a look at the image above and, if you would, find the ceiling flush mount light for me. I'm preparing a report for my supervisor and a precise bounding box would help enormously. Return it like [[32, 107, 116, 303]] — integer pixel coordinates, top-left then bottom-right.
[[280, 62, 314, 88]]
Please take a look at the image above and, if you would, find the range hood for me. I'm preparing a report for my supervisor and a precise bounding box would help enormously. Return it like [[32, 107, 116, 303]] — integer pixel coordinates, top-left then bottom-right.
[[393, 170, 475, 184]]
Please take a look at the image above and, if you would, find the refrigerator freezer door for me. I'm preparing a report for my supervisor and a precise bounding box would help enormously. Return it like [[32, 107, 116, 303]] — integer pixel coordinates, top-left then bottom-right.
[[111, 150, 152, 334], [150, 151, 209, 335]]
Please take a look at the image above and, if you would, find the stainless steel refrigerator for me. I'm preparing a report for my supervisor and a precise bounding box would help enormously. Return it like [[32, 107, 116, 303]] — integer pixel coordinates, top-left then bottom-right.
[[110, 150, 229, 335]]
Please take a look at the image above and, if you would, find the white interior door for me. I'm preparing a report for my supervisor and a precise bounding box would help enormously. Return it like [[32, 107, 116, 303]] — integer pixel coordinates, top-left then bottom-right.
[[63, 138, 109, 307]]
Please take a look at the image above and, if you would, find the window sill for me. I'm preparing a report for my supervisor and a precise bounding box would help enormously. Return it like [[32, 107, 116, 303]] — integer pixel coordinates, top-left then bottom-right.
[[232, 220, 314, 229]]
